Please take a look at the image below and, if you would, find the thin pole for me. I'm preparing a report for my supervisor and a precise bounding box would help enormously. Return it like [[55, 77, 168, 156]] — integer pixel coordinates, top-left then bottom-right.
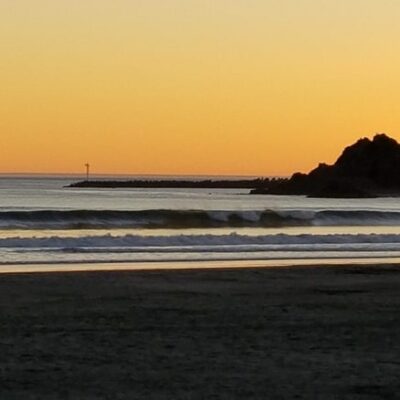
[[85, 163, 90, 181]]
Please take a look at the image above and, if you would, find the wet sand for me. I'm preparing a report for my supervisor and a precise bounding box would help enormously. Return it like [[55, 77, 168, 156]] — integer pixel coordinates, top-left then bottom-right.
[[1, 264, 400, 399]]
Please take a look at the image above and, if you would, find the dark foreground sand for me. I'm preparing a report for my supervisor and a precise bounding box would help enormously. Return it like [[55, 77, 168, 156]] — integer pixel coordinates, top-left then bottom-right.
[[1, 264, 400, 399]]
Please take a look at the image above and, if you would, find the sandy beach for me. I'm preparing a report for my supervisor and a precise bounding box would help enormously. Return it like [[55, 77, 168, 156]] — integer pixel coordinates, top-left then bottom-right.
[[1, 263, 400, 399]]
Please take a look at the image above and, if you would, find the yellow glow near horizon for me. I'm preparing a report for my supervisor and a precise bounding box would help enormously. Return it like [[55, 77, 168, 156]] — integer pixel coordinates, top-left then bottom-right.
[[2, 0, 400, 175]]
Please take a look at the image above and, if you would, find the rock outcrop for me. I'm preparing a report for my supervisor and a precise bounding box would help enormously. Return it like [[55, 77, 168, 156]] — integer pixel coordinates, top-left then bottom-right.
[[251, 134, 400, 198]]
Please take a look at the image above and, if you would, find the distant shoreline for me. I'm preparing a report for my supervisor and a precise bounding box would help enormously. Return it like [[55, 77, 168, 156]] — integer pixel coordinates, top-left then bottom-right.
[[67, 178, 285, 189]]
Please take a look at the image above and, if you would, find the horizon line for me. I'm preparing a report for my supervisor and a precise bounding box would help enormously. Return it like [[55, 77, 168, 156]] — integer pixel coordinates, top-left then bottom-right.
[[0, 172, 289, 179]]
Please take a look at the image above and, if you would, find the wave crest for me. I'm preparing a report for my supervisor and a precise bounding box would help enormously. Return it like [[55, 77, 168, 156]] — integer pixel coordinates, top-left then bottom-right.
[[3, 232, 400, 249], [0, 209, 400, 229]]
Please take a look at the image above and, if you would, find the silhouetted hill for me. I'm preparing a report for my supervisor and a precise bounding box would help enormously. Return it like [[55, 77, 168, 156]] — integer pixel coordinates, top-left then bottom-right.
[[251, 134, 400, 198]]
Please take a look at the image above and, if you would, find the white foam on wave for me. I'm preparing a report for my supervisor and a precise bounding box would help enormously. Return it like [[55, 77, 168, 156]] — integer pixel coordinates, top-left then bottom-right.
[[2, 232, 400, 251], [2, 232, 400, 265], [2, 208, 400, 229]]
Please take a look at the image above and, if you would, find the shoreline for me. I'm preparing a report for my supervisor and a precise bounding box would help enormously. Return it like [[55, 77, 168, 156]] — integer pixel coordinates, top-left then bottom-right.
[[3, 256, 400, 274]]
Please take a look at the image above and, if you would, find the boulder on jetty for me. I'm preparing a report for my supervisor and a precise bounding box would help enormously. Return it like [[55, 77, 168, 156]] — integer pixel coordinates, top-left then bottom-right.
[[251, 134, 400, 198]]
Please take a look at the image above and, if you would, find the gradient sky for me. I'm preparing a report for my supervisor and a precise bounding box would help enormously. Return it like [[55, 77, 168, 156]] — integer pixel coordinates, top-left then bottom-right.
[[2, 0, 400, 175]]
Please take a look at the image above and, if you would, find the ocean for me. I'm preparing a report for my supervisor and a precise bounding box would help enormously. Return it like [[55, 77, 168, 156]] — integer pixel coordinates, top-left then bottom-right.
[[1, 175, 400, 267]]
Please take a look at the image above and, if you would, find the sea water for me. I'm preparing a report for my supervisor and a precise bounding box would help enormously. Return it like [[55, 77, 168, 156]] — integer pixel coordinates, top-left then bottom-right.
[[1, 175, 400, 266]]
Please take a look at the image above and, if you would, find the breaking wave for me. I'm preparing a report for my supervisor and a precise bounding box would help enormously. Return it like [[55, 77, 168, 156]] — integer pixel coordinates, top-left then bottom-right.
[[1, 209, 400, 229], [2, 232, 400, 265], [3, 232, 400, 251]]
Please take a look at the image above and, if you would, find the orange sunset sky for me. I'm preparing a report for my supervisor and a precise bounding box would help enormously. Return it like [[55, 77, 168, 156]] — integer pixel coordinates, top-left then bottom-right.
[[2, 0, 400, 176]]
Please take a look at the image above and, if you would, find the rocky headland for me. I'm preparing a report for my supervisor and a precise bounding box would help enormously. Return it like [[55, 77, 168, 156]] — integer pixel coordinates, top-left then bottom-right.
[[251, 134, 400, 198]]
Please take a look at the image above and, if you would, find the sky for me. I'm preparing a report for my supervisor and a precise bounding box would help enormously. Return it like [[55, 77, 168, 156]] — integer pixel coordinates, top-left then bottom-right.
[[2, 0, 400, 176]]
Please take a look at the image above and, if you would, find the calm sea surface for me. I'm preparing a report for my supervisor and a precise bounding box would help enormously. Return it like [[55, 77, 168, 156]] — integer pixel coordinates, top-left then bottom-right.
[[1, 175, 400, 266]]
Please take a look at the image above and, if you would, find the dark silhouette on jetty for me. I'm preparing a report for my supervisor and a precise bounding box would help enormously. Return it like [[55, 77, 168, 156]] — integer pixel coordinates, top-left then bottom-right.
[[68, 177, 287, 190], [252, 133, 400, 198]]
